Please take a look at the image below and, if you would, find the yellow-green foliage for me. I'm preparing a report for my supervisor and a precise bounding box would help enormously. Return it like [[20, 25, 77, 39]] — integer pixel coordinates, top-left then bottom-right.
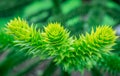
[[6, 18, 42, 46], [6, 18, 43, 55], [5, 18, 117, 72], [43, 23, 70, 46], [42, 23, 74, 71], [73, 26, 117, 71]]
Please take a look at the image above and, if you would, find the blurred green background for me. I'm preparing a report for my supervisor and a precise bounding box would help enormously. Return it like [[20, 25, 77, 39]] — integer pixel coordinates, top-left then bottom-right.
[[0, 0, 120, 36], [0, 0, 120, 76]]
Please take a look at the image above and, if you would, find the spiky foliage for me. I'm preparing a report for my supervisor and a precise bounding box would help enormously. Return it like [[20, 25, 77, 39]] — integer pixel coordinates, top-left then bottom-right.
[[42, 23, 75, 71], [0, 19, 42, 76], [5, 18, 118, 72], [6, 18, 43, 55], [98, 54, 120, 75], [42, 24, 117, 72], [42, 23, 73, 56], [43, 23, 70, 46], [73, 26, 117, 71]]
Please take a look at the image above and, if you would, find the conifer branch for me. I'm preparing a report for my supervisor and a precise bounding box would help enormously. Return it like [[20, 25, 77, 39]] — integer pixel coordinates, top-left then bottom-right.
[[6, 18, 43, 55], [5, 18, 118, 72]]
